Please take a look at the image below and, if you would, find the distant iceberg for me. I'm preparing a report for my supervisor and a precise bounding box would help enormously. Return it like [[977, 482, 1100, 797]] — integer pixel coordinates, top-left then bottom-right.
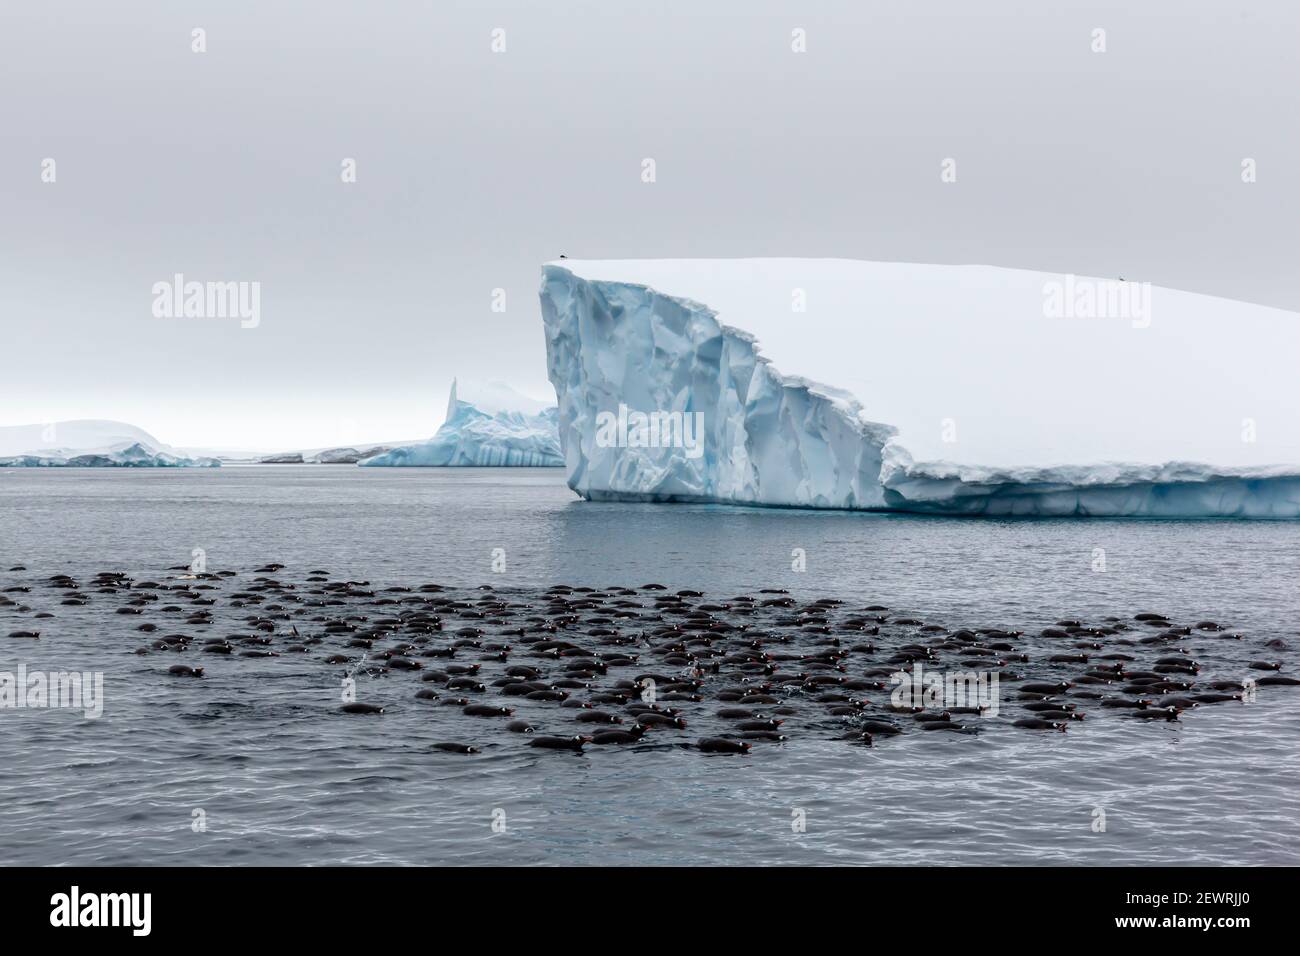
[[1, 442, 218, 468], [360, 380, 563, 467], [0, 420, 219, 468], [229, 445, 402, 464], [314, 445, 394, 464], [540, 259, 1300, 518]]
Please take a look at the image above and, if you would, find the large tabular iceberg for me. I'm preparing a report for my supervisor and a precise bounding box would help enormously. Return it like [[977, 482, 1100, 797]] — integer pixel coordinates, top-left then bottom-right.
[[540, 259, 1300, 517], [360, 380, 563, 467], [0, 420, 219, 467]]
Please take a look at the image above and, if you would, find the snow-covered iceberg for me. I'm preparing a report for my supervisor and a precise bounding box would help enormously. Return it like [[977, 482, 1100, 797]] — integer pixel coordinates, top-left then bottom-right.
[[540, 259, 1300, 517], [359, 380, 563, 467], [0, 420, 219, 467], [0, 442, 219, 467]]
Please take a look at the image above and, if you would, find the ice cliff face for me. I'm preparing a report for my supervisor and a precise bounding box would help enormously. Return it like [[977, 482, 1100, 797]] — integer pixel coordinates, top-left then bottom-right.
[[540, 266, 893, 507], [540, 260, 1300, 518], [360, 380, 563, 467]]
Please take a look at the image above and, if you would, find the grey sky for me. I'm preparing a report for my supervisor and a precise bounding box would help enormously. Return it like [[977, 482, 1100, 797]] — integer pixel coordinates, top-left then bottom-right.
[[2, 0, 1296, 449]]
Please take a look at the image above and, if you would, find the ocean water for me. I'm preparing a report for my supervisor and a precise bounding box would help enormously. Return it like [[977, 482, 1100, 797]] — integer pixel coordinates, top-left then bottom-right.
[[1, 466, 1298, 866]]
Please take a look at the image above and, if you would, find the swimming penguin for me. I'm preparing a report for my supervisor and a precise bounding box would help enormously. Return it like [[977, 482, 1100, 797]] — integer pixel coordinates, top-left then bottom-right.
[[1128, 707, 1180, 720], [8, 630, 39, 639], [525, 689, 567, 702], [432, 742, 479, 754], [1013, 718, 1066, 730], [446, 677, 486, 691], [1020, 681, 1072, 694], [528, 735, 588, 751], [697, 737, 750, 754], [635, 713, 687, 729], [463, 704, 512, 717], [735, 718, 782, 731], [1032, 709, 1085, 721], [167, 664, 204, 677], [341, 702, 385, 715]]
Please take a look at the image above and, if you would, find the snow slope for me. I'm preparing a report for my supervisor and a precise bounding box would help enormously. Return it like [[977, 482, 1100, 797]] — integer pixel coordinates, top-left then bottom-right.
[[540, 259, 1300, 517], [359, 380, 563, 467], [0, 419, 173, 458]]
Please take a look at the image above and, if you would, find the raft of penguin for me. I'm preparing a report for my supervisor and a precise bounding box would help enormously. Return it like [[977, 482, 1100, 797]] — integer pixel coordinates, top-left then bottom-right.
[[3, 563, 1296, 754]]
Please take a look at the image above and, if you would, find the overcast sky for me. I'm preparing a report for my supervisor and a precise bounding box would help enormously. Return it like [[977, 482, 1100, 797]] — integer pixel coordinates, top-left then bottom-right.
[[1, 0, 1296, 450]]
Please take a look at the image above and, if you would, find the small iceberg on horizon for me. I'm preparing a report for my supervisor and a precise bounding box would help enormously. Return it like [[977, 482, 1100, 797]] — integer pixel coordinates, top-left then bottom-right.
[[360, 380, 563, 468], [0, 420, 219, 468]]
